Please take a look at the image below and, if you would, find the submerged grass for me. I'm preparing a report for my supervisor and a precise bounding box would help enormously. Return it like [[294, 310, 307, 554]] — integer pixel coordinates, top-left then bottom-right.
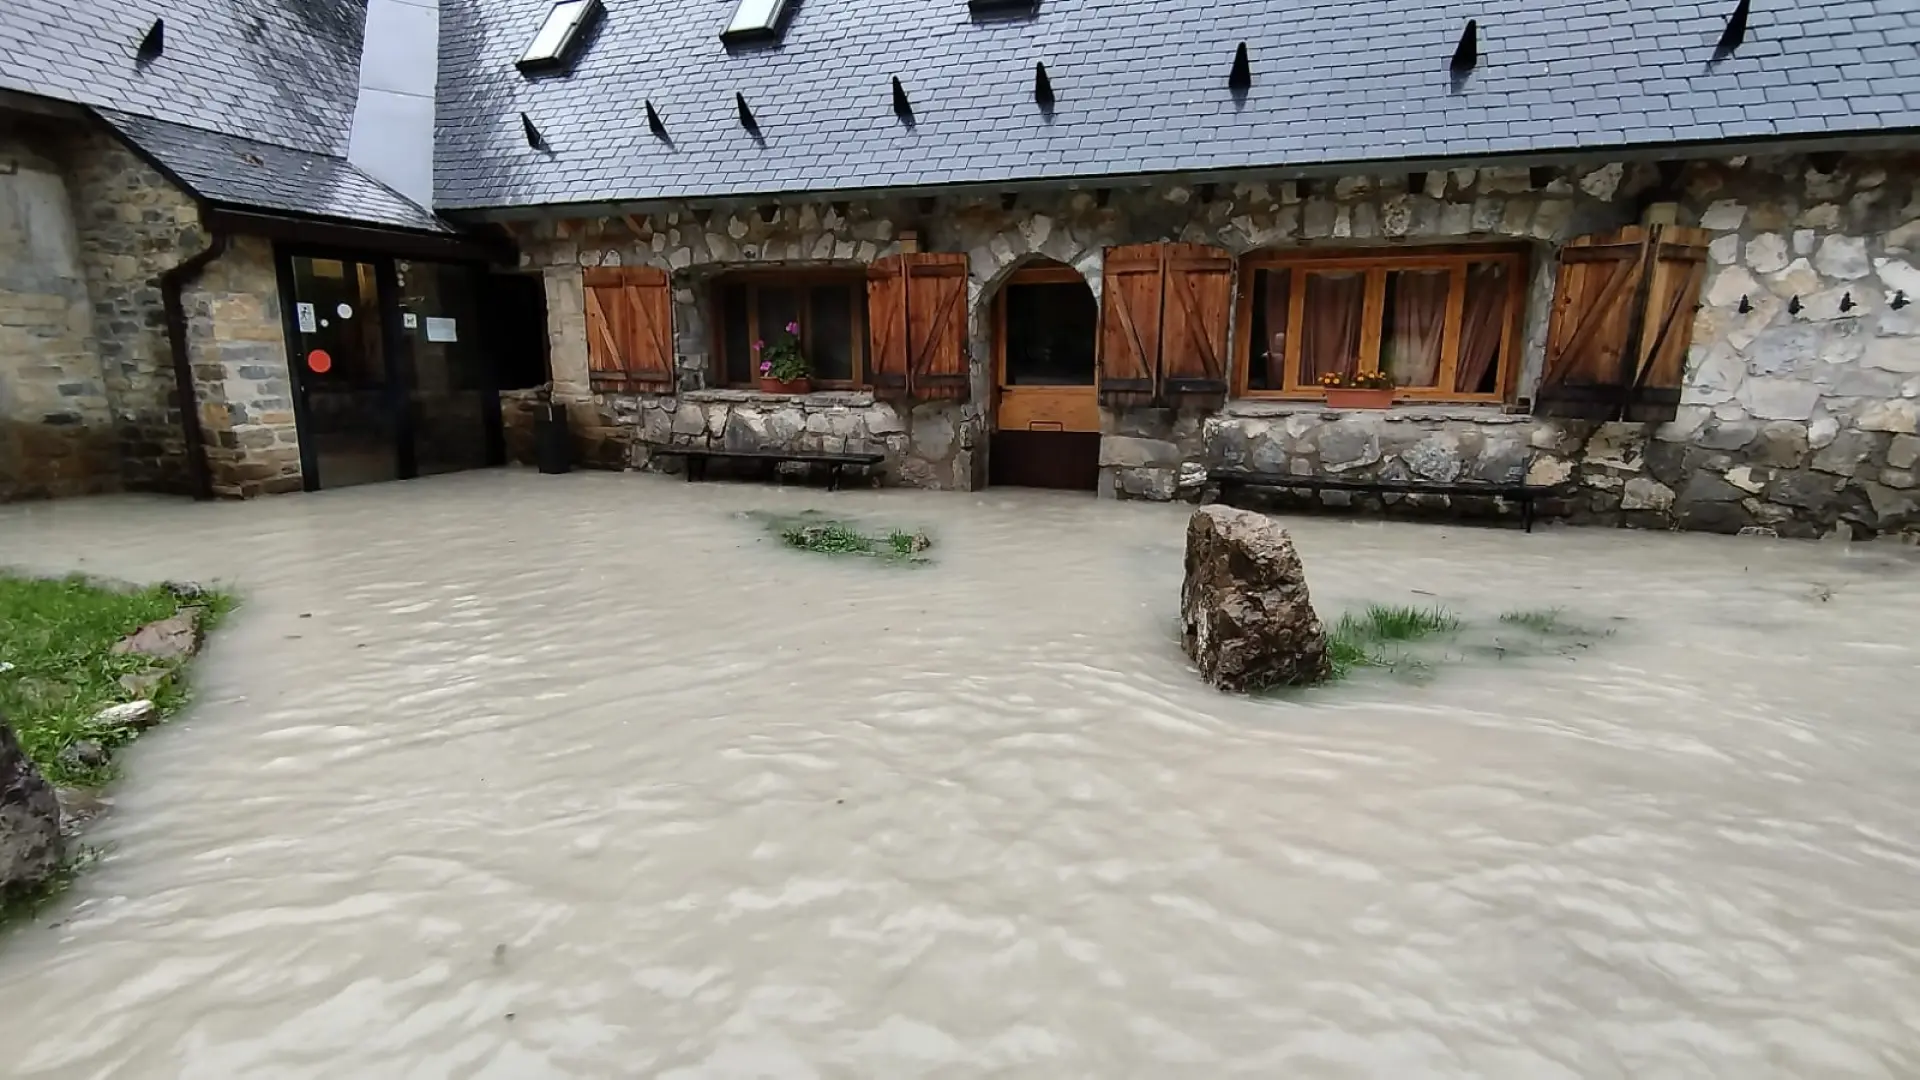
[[754, 510, 933, 563], [0, 574, 233, 787], [1323, 604, 1462, 680]]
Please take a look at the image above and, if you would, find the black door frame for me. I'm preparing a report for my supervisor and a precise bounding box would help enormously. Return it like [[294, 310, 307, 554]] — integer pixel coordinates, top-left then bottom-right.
[[273, 244, 506, 490]]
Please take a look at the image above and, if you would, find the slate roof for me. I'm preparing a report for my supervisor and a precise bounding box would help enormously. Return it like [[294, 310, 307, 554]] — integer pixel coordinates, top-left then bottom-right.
[[99, 110, 450, 234], [433, 0, 1920, 211], [0, 0, 367, 154], [0, 0, 445, 232]]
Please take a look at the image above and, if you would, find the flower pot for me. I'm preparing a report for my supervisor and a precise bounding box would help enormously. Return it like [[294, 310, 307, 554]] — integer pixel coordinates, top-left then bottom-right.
[[1323, 387, 1395, 409], [758, 377, 812, 395]]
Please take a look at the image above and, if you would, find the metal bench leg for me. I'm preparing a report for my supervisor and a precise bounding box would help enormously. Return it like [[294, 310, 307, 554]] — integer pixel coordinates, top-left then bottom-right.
[[1522, 496, 1534, 533], [828, 464, 842, 492]]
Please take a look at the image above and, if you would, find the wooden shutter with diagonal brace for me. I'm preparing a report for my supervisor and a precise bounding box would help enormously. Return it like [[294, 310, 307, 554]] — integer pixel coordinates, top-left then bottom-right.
[[1158, 242, 1234, 404], [584, 267, 675, 393], [867, 252, 971, 401], [1096, 244, 1165, 407], [1537, 225, 1705, 422]]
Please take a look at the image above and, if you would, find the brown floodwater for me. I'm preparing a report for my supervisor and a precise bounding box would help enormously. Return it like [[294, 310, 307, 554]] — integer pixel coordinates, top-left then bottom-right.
[[2, 470, 1920, 1078]]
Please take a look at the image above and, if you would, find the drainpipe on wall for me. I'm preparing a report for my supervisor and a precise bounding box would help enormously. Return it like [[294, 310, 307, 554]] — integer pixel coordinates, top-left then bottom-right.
[[159, 232, 228, 502]]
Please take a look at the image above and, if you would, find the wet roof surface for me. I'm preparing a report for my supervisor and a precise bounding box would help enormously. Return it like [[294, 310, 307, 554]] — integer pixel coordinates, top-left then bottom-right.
[[431, 0, 1920, 209]]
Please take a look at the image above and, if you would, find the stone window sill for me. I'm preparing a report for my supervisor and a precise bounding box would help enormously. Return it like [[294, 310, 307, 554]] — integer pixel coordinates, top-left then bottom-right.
[[683, 388, 877, 407], [1221, 400, 1532, 424]]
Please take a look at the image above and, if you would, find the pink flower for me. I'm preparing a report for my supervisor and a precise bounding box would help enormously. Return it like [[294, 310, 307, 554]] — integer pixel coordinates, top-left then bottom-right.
[[752, 339, 764, 352], [759, 360, 771, 374], [785, 321, 800, 334]]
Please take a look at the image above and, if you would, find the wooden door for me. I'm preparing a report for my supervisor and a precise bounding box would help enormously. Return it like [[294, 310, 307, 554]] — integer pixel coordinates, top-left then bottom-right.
[[994, 262, 1100, 433]]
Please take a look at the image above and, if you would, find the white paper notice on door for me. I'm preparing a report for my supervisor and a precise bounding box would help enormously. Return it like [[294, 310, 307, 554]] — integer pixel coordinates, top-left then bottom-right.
[[296, 302, 317, 333], [424, 316, 459, 343]]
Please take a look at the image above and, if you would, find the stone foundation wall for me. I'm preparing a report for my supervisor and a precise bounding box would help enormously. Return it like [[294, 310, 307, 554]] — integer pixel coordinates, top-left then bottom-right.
[[183, 236, 301, 498], [0, 117, 116, 500]]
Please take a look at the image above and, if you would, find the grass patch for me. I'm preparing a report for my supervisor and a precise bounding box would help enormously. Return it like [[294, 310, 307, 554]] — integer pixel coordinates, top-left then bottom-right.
[[1323, 604, 1461, 680], [1498, 607, 1603, 638], [0, 574, 233, 788], [754, 510, 933, 563]]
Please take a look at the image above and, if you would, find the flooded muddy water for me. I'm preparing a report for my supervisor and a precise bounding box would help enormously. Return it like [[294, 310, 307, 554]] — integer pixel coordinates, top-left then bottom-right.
[[3, 470, 1920, 1078]]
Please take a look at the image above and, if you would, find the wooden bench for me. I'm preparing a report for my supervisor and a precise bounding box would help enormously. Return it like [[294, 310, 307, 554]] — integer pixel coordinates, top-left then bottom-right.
[[645, 445, 886, 491], [1208, 468, 1557, 532]]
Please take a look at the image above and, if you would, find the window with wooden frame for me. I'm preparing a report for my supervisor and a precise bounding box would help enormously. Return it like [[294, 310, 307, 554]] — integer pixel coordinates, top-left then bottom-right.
[[1232, 248, 1528, 402], [713, 272, 870, 388]]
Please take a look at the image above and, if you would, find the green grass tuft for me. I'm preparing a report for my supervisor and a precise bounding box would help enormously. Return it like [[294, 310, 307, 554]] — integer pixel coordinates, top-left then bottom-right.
[[1320, 604, 1460, 682], [762, 514, 932, 563]]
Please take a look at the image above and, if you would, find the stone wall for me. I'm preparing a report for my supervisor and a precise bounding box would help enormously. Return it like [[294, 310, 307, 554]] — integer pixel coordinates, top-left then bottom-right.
[[183, 236, 302, 498], [0, 116, 116, 500], [509, 148, 1920, 536], [59, 124, 209, 494], [514, 161, 1623, 489]]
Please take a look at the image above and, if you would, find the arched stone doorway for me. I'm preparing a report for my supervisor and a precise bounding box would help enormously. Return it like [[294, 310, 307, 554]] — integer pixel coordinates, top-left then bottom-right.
[[987, 259, 1101, 490]]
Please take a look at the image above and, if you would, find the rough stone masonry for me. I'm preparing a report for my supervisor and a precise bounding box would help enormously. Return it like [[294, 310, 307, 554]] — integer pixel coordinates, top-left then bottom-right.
[[1182, 505, 1333, 692]]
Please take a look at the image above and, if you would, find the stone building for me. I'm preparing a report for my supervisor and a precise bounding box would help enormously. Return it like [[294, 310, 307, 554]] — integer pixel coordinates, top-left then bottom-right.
[[5, 0, 1919, 538]]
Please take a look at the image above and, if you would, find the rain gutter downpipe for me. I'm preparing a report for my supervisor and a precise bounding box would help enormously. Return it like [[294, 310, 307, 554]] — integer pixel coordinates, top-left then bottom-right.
[[159, 230, 228, 502]]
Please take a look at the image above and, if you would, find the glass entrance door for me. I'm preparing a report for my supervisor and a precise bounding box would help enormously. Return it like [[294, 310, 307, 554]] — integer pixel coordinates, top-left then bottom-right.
[[287, 256, 401, 488], [282, 251, 506, 490]]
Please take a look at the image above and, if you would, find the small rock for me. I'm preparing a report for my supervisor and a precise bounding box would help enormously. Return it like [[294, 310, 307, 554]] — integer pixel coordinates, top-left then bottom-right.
[[92, 700, 158, 733], [162, 581, 210, 602], [111, 610, 201, 662], [57, 740, 111, 773]]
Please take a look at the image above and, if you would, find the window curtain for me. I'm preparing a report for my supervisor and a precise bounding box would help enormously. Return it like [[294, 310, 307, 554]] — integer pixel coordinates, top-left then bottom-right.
[[1454, 264, 1508, 394], [1384, 270, 1448, 388], [1262, 271, 1291, 388], [1300, 272, 1365, 382]]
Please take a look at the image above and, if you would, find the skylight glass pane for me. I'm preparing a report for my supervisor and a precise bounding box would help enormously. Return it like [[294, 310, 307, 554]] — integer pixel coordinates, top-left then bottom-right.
[[724, 0, 788, 37], [522, 0, 594, 64]]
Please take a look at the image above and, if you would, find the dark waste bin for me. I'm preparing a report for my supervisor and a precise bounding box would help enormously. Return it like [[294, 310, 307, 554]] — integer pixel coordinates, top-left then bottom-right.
[[535, 404, 571, 475]]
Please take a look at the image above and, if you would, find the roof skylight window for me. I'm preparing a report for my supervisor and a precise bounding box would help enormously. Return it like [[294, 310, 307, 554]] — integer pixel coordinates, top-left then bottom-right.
[[721, 0, 792, 43], [518, 0, 602, 73], [970, 0, 1039, 16]]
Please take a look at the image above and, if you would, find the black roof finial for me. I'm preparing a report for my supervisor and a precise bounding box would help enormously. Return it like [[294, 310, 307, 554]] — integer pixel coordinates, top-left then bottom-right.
[[1228, 42, 1251, 95], [736, 92, 760, 135], [1450, 20, 1479, 79], [137, 18, 165, 63], [892, 76, 915, 125], [520, 112, 546, 151], [1714, 0, 1750, 59], [1034, 62, 1055, 113], [645, 100, 668, 140]]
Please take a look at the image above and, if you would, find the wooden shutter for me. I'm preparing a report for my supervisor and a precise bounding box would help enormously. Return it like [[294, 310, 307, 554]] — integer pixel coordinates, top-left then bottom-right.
[[867, 253, 969, 401], [1627, 226, 1708, 422], [1097, 244, 1165, 407], [1538, 225, 1703, 422], [906, 253, 970, 400], [1159, 242, 1234, 404], [584, 267, 674, 393], [867, 256, 910, 400], [1536, 228, 1648, 420]]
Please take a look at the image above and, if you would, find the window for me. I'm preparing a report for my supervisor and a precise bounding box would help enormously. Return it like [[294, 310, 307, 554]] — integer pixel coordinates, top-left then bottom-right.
[[1236, 248, 1525, 401], [715, 273, 869, 387], [518, 0, 601, 72], [721, 0, 791, 42]]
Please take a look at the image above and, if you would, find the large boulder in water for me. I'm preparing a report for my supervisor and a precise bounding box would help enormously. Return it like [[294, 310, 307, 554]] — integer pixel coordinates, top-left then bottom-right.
[[1, 714, 63, 895], [1181, 506, 1332, 691]]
